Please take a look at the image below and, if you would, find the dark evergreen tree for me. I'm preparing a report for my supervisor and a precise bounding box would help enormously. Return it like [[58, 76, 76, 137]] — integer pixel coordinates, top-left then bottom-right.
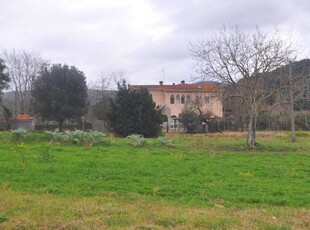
[[107, 81, 162, 137], [31, 64, 88, 131], [0, 59, 10, 103]]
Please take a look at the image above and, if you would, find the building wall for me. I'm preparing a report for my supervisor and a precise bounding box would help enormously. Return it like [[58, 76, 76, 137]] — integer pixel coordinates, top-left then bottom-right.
[[149, 90, 165, 107], [163, 91, 186, 117], [149, 90, 223, 118], [10, 120, 35, 131]]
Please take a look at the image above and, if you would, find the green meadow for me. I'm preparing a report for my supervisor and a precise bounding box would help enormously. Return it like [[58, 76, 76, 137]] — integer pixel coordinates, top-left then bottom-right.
[[0, 131, 309, 229]]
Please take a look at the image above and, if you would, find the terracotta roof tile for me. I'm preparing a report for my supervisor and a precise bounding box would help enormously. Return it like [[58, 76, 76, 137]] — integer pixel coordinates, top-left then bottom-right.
[[15, 114, 34, 120], [130, 83, 222, 91]]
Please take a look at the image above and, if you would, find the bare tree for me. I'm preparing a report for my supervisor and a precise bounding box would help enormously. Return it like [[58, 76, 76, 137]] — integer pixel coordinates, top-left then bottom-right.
[[276, 60, 310, 139], [2, 49, 47, 116], [188, 89, 222, 126], [87, 70, 126, 130], [190, 26, 296, 146]]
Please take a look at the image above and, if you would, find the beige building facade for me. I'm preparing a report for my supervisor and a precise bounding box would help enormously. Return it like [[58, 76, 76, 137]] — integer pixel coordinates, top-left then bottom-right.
[[130, 81, 223, 131]]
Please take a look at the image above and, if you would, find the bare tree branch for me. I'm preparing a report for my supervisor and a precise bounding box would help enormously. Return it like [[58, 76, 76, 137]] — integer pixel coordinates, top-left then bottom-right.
[[2, 49, 47, 115], [190, 25, 296, 146]]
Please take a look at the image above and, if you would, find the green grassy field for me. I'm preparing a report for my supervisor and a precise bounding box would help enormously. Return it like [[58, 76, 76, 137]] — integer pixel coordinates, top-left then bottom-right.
[[0, 131, 309, 229]]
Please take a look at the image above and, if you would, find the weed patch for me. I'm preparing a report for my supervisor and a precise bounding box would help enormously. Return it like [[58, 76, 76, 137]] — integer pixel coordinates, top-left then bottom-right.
[[0, 215, 8, 223]]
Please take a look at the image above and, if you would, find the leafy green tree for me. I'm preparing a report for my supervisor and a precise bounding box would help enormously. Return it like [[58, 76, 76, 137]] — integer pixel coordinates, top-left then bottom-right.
[[31, 64, 88, 131], [107, 81, 162, 137], [0, 59, 11, 129], [0, 59, 10, 103]]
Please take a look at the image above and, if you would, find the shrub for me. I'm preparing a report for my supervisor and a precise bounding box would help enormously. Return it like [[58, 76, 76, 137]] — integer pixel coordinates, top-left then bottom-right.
[[158, 136, 175, 148], [126, 134, 147, 147], [83, 130, 107, 147], [179, 109, 200, 133], [42, 129, 64, 143], [207, 119, 224, 133], [42, 129, 108, 147], [64, 129, 87, 144], [0, 215, 8, 223], [11, 128, 29, 142]]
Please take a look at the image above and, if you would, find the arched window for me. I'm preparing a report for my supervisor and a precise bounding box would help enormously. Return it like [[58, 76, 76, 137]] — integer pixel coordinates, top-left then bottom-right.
[[170, 95, 174, 104], [176, 95, 180, 104], [195, 96, 199, 103], [181, 95, 185, 104], [186, 95, 191, 103]]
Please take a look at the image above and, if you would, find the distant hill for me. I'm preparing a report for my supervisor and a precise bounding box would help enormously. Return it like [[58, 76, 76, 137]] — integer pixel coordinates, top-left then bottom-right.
[[1, 89, 116, 107], [194, 80, 228, 88]]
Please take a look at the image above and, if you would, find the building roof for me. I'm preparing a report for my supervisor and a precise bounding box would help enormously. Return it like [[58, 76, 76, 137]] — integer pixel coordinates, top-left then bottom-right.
[[130, 83, 222, 92], [14, 114, 34, 121]]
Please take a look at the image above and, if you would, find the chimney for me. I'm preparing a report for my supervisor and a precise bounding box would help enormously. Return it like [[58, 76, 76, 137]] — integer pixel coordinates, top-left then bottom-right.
[[172, 83, 175, 85], [159, 81, 163, 85], [181, 80, 185, 84]]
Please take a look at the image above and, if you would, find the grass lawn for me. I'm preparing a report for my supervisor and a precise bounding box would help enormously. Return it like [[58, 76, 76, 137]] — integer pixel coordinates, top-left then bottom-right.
[[0, 131, 309, 229]]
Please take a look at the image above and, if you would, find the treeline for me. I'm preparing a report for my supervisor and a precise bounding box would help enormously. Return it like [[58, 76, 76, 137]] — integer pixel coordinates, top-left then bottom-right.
[[223, 59, 310, 132], [0, 50, 162, 137]]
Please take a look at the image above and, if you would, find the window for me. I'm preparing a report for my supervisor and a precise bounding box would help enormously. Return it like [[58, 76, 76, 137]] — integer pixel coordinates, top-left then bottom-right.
[[176, 95, 180, 104], [186, 95, 191, 103], [170, 95, 174, 104], [181, 95, 185, 104], [195, 96, 199, 103]]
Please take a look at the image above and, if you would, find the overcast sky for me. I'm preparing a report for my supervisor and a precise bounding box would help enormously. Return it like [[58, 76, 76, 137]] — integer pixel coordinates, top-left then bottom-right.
[[1, 0, 309, 86]]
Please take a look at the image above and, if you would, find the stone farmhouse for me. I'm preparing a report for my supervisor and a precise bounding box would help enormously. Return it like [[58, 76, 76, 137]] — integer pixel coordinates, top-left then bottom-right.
[[130, 80, 223, 131]]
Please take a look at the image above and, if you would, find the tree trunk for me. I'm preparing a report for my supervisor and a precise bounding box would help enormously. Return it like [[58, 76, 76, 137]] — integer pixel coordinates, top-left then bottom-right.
[[20, 94, 25, 114], [59, 120, 64, 132], [289, 63, 296, 142], [305, 113, 309, 130], [14, 89, 18, 117], [247, 109, 257, 147]]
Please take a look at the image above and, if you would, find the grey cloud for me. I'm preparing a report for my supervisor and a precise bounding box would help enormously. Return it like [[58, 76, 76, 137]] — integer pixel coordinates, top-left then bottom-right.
[[151, 0, 293, 32], [131, 33, 189, 61], [1, 0, 310, 85]]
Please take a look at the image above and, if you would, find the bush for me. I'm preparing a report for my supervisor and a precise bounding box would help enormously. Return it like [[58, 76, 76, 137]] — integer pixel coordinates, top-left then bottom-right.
[[64, 129, 87, 144], [179, 109, 200, 133], [11, 128, 29, 142], [42, 129, 108, 147], [207, 119, 224, 133], [158, 136, 175, 148], [126, 134, 147, 147], [0, 215, 8, 223], [81, 130, 107, 147], [42, 129, 64, 143]]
